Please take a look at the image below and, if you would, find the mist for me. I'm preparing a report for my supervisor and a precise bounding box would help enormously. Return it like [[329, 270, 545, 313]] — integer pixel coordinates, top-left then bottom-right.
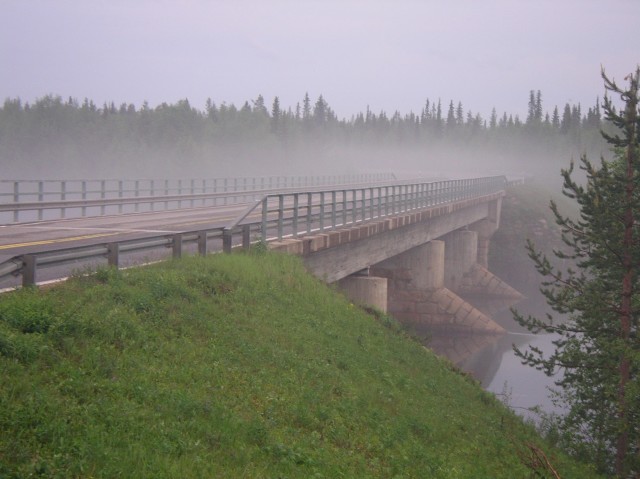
[[0, 93, 609, 196]]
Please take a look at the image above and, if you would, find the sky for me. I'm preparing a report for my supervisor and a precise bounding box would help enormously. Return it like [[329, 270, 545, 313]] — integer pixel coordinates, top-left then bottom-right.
[[1, 0, 639, 121]]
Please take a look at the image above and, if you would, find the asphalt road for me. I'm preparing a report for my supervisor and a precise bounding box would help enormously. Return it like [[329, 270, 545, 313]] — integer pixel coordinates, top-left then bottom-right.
[[0, 203, 255, 256], [0, 203, 261, 289]]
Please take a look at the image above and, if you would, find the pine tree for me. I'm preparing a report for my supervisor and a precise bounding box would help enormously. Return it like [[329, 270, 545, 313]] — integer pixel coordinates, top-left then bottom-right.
[[302, 93, 311, 121], [271, 96, 281, 134], [552, 106, 560, 129], [456, 101, 464, 126], [490, 108, 497, 129], [514, 67, 640, 476], [446, 100, 456, 130], [527, 90, 536, 124]]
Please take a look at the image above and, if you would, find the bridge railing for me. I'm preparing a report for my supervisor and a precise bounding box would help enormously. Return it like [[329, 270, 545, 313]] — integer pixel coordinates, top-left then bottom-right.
[[0, 176, 507, 289], [224, 176, 506, 250], [0, 173, 394, 223]]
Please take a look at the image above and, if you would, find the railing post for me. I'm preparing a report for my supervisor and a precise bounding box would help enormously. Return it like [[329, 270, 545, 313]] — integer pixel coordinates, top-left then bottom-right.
[[277, 195, 284, 240], [22, 254, 36, 287], [164, 180, 169, 210], [331, 191, 336, 228], [292, 194, 299, 237], [342, 190, 347, 226], [261, 199, 268, 242], [197, 231, 207, 256], [384, 186, 389, 216], [107, 243, 119, 267], [306, 192, 312, 234], [150, 180, 155, 211], [369, 188, 374, 219], [101, 180, 106, 216], [172, 234, 182, 258], [82, 180, 87, 217], [60, 181, 66, 219], [223, 228, 233, 253], [319, 192, 325, 231], [135, 180, 140, 212], [242, 224, 251, 249], [38, 181, 43, 220], [118, 180, 122, 214], [13, 181, 19, 222]]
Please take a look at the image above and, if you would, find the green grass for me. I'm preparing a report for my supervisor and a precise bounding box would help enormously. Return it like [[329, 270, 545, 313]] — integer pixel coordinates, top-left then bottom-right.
[[0, 251, 598, 478]]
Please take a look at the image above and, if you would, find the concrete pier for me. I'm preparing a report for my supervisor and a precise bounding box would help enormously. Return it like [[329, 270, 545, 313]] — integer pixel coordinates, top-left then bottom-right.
[[337, 276, 388, 313]]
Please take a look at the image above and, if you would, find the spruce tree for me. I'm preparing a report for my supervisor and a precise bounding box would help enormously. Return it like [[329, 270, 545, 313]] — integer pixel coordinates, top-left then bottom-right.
[[514, 67, 640, 476]]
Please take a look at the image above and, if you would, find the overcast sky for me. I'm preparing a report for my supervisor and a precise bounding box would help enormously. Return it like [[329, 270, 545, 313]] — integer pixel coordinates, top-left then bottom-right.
[[1, 0, 638, 120]]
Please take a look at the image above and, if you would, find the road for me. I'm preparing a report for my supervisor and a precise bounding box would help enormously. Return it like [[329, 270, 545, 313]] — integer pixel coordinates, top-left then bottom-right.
[[0, 203, 261, 290], [0, 203, 254, 257]]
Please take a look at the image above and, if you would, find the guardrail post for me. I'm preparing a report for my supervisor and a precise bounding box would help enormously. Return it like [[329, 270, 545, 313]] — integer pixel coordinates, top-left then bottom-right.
[[197, 231, 207, 256], [119, 180, 124, 214], [172, 234, 182, 258], [60, 181, 66, 218], [331, 191, 336, 229], [341, 190, 347, 226], [319, 192, 325, 231], [277, 195, 284, 240], [38, 181, 44, 220], [150, 180, 156, 211], [107, 243, 119, 267], [307, 192, 312, 234], [261, 200, 268, 242], [222, 228, 232, 253], [135, 180, 140, 212], [242, 224, 251, 249], [101, 180, 106, 215], [13, 181, 19, 222], [23, 255, 36, 287], [82, 181, 87, 217], [292, 194, 299, 237]]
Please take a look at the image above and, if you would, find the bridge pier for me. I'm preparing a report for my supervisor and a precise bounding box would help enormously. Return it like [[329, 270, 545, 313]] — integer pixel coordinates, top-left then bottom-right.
[[337, 275, 388, 313], [366, 239, 506, 334], [336, 226, 521, 334]]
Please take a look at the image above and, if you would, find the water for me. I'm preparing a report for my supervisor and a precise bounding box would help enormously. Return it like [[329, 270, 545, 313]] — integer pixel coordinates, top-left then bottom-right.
[[417, 294, 565, 422]]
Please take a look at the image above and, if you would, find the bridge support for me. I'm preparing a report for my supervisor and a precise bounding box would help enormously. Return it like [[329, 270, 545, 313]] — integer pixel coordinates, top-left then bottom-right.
[[337, 275, 388, 313], [367, 239, 506, 334]]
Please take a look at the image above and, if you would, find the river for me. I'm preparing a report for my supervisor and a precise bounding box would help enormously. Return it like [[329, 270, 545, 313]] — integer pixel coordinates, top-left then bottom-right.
[[416, 293, 565, 423]]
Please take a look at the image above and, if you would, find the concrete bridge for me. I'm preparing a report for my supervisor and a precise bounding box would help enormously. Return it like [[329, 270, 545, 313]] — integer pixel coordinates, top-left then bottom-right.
[[1, 174, 523, 335], [267, 188, 522, 334]]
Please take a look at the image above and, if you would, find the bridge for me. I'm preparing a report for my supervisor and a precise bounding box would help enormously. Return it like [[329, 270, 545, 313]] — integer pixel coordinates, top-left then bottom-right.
[[0, 174, 523, 334]]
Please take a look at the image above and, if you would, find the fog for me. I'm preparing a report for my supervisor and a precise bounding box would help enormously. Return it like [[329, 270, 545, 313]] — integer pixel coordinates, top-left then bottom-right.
[[2, 1, 633, 190], [1, 91, 609, 196]]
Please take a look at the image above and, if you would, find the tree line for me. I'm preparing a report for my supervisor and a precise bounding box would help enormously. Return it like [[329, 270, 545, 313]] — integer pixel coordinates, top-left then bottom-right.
[[0, 90, 607, 179]]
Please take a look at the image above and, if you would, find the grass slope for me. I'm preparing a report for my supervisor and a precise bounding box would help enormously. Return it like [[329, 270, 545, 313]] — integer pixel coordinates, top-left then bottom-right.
[[0, 251, 597, 478]]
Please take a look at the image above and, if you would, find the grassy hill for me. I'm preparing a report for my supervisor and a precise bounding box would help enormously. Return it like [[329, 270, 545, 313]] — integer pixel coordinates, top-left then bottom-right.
[[0, 251, 598, 478]]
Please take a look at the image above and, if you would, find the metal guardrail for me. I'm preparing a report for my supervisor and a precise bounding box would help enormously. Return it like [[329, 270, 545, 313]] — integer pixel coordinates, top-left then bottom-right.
[[0, 176, 507, 289], [0, 173, 394, 223]]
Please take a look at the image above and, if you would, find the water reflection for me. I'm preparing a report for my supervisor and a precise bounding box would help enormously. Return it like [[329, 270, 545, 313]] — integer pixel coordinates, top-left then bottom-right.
[[413, 293, 565, 421]]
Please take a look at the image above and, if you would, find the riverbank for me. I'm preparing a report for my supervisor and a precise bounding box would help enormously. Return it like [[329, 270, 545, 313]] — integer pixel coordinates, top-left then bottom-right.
[[0, 250, 598, 477]]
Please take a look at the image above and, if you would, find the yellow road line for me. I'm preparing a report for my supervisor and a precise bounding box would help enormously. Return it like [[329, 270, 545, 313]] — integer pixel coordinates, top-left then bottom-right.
[[0, 232, 120, 250]]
